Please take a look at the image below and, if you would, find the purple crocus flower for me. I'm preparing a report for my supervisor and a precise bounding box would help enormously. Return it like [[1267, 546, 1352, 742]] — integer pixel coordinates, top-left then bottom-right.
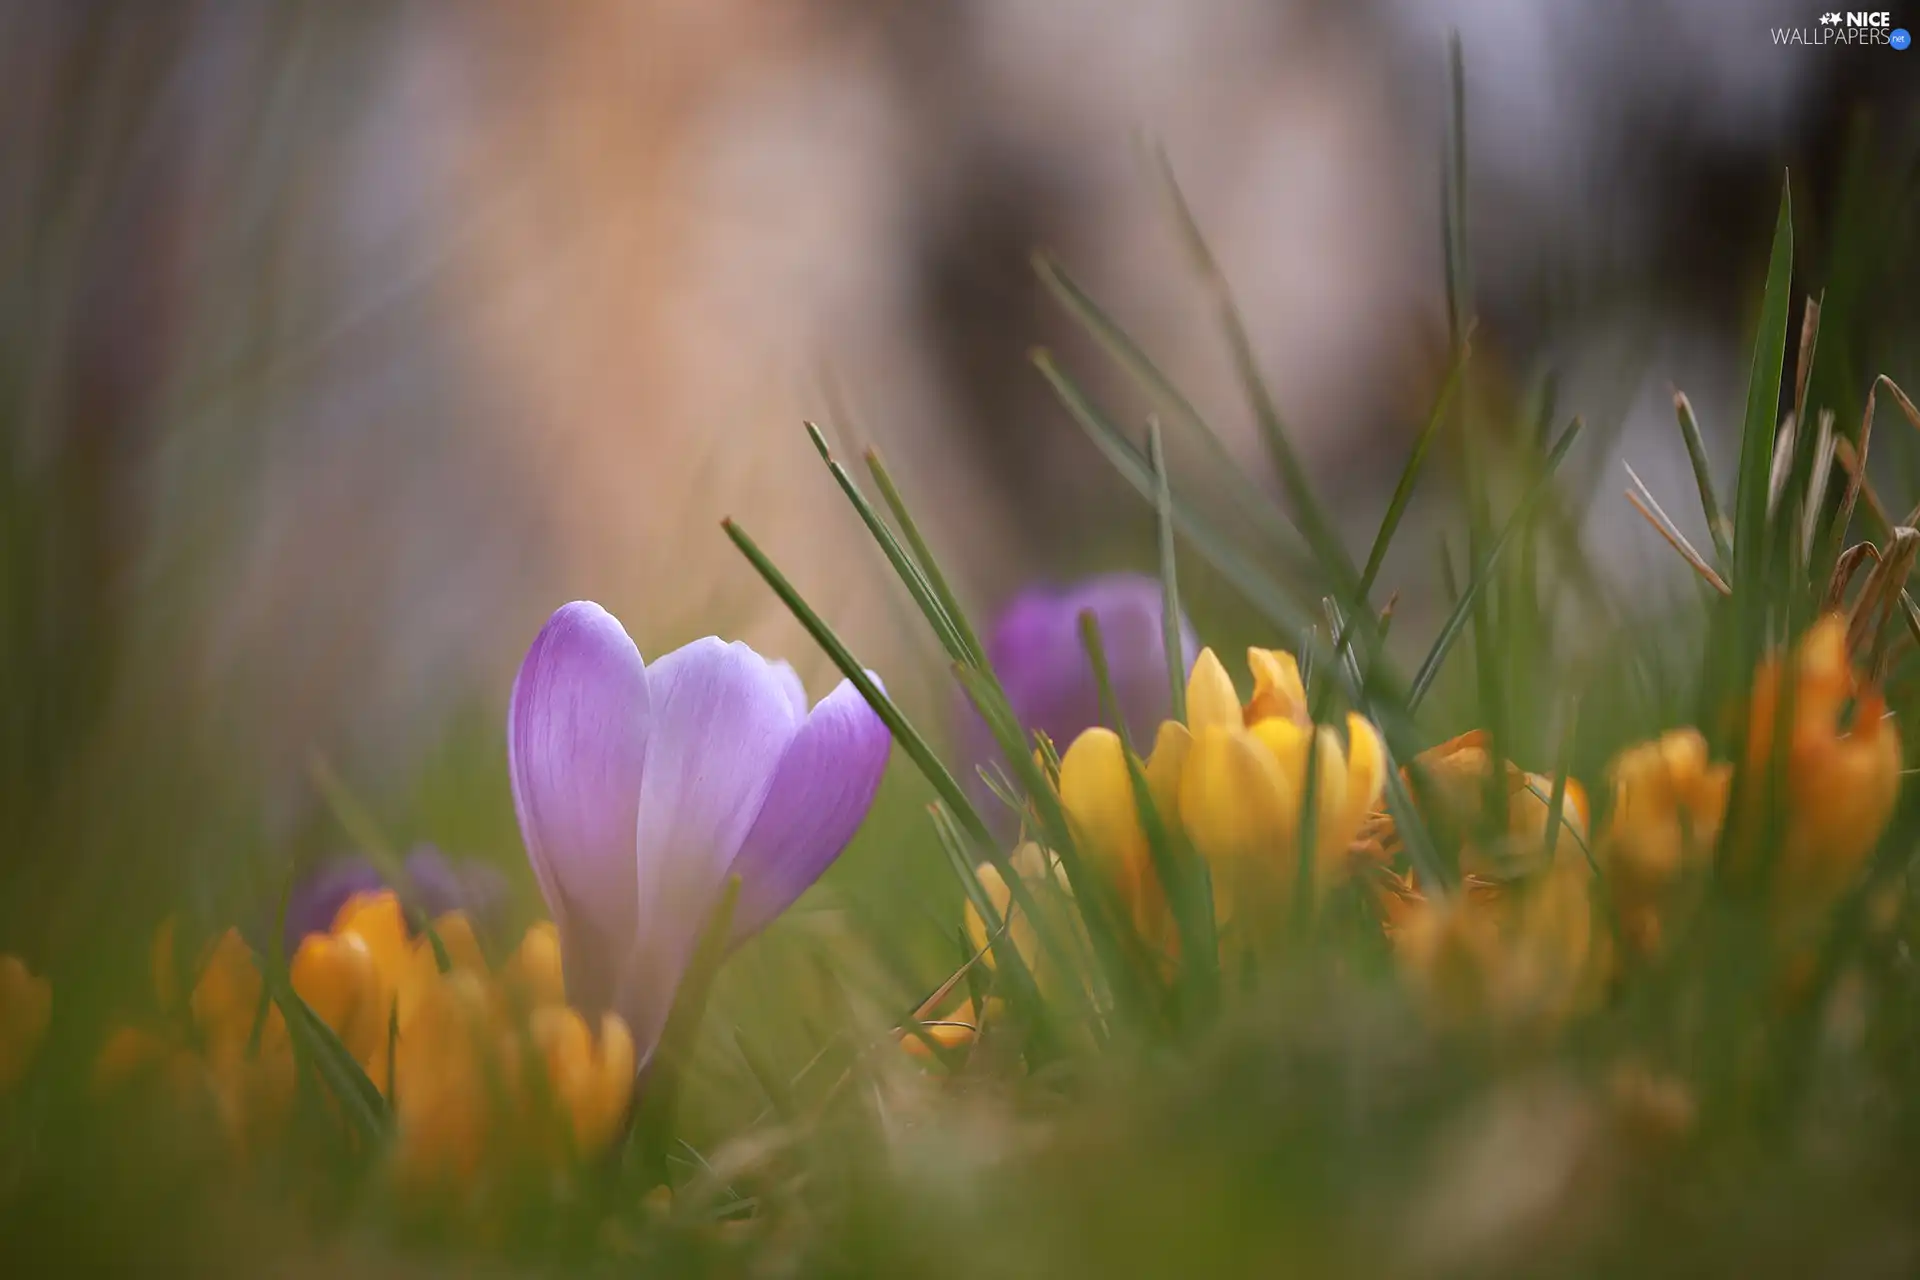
[[282, 845, 510, 952], [508, 601, 891, 1058], [962, 574, 1197, 807]]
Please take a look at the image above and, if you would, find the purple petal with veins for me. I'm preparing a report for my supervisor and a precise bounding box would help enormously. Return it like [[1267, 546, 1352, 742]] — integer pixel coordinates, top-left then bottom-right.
[[616, 638, 801, 1051], [507, 601, 652, 1021], [727, 675, 891, 943]]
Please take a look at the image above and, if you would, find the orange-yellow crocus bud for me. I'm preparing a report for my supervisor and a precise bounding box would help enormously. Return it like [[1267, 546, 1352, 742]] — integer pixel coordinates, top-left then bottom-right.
[[501, 920, 567, 1011], [393, 911, 490, 1033], [1391, 887, 1508, 1026], [0, 955, 50, 1091], [1051, 645, 1387, 958], [1391, 857, 1597, 1030], [391, 969, 497, 1188], [1176, 647, 1387, 929], [93, 1026, 180, 1094], [1741, 615, 1903, 932], [528, 1005, 635, 1157], [333, 892, 411, 990], [963, 843, 1071, 988], [292, 931, 385, 1063], [190, 929, 286, 1063], [1598, 729, 1730, 957], [902, 997, 1010, 1061], [1399, 731, 1590, 882], [1056, 720, 1190, 949]]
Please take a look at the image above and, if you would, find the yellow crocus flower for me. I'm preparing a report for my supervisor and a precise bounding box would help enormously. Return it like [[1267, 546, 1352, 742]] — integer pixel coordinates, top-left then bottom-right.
[[1389, 731, 1590, 882], [391, 969, 497, 1188], [1055, 645, 1387, 950], [500, 920, 567, 1011], [292, 930, 385, 1063], [1598, 729, 1730, 958], [1390, 855, 1597, 1029], [963, 842, 1080, 992], [527, 1004, 636, 1155], [1365, 733, 1599, 1026], [1739, 614, 1903, 936]]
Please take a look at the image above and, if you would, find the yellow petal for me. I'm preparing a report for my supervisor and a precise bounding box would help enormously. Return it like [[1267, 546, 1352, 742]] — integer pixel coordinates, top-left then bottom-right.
[[1341, 713, 1388, 835], [1180, 725, 1298, 917], [1309, 724, 1354, 885], [191, 930, 273, 1062], [1185, 647, 1244, 734], [584, 1014, 637, 1152], [1248, 715, 1310, 782], [424, 913, 489, 975], [503, 921, 567, 1009], [1251, 719, 1351, 889], [334, 892, 411, 990], [1244, 648, 1308, 726], [291, 932, 382, 1063], [1143, 720, 1193, 818], [1058, 727, 1146, 871], [964, 861, 1015, 961]]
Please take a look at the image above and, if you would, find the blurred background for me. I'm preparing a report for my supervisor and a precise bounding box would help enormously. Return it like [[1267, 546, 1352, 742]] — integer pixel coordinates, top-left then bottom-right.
[[2, 0, 1916, 955]]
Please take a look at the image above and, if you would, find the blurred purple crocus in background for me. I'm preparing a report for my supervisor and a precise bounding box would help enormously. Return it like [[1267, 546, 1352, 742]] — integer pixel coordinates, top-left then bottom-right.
[[962, 574, 1197, 811], [283, 845, 508, 952], [508, 601, 890, 1059]]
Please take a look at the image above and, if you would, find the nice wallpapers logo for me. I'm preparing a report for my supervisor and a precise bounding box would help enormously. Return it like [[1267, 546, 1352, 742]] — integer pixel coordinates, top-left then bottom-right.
[[1774, 10, 1912, 46]]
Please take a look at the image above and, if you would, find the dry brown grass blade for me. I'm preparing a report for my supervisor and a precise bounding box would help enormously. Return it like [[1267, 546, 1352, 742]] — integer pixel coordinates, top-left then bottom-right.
[[1878, 374, 1920, 434], [1802, 410, 1836, 564], [1794, 294, 1822, 428], [1767, 413, 1799, 521], [907, 941, 996, 1027], [1825, 541, 1880, 613], [1835, 385, 1877, 545], [1846, 526, 1920, 669], [1624, 463, 1731, 594], [1834, 438, 1893, 540]]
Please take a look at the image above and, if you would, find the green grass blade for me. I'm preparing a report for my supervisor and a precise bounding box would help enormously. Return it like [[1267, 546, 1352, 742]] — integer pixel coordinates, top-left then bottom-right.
[[1673, 390, 1734, 566], [1147, 419, 1188, 722], [1408, 416, 1585, 710], [258, 952, 390, 1145], [1146, 145, 1359, 598], [1731, 178, 1794, 647], [928, 801, 1060, 1055], [1358, 344, 1466, 601], [1079, 609, 1216, 1019], [1443, 30, 1473, 351], [723, 518, 996, 851], [1032, 349, 1322, 651], [806, 422, 969, 667], [1032, 253, 1316, 567], [865, 449, 989, 671], [951, 662, 1163, 1034], [732, 1025, 796, 1123]]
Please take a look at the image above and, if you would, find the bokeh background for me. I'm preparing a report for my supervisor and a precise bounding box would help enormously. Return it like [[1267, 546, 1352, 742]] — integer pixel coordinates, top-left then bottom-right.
[[3, 0, 1916, 972]]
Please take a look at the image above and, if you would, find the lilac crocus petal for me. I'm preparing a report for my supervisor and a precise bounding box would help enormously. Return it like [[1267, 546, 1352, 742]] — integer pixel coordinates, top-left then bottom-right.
[[508, 600, 652, 1020], [283, 859, 384, 951], [400, 846, 467, 918], [769, 660, 810, 719], [727, 675, 891, 943], [402, 845, 509, 933], [619, 638, 802, 1049], [962, 574, 1197, 816]]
